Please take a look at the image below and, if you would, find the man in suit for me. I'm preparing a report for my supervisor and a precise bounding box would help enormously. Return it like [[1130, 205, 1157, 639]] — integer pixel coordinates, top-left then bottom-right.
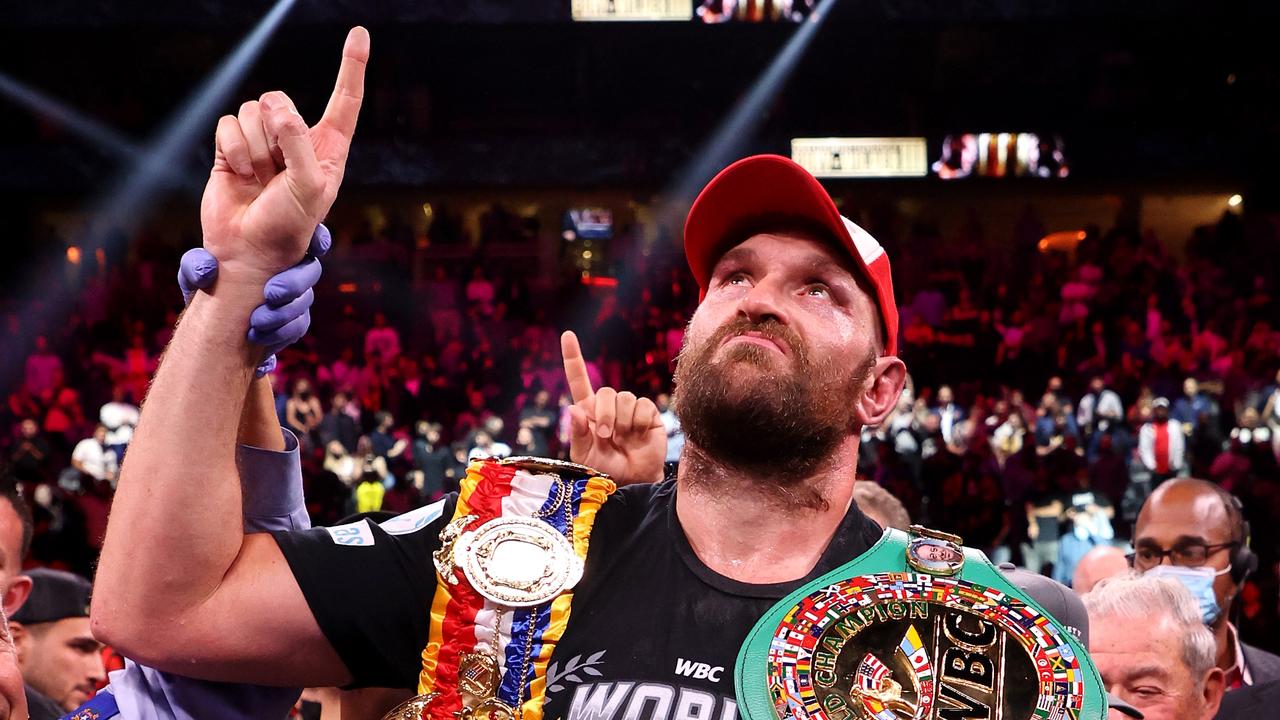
[[1215, 679, 1280, 719], [1133, 478, 1280, 691]]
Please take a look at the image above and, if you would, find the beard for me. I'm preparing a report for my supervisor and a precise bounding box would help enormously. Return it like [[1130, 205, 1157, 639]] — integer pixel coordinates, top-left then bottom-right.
[[673, 315, 874, 495]]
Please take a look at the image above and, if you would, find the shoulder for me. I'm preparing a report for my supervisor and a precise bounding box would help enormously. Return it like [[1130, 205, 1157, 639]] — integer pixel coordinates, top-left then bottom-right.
[[1244, 643, 1280, 684], [594, 481, 661, 523], [1216, 679, 1280, 719], [588, 481, 664, 545], [24, 684, 65, 720]]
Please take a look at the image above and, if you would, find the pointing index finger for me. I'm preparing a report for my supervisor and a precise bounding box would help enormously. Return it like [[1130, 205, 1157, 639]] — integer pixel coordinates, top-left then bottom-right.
[[561, 331, 594, 404], [318, 26, 370, 142]]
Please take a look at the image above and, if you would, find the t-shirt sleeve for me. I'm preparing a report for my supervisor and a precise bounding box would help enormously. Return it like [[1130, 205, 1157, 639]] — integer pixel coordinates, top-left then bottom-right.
[[272, 495, 457, 689]]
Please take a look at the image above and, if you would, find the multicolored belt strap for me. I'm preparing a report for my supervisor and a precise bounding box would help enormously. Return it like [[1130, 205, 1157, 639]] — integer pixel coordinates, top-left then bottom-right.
[[383, 457, 615, 720]]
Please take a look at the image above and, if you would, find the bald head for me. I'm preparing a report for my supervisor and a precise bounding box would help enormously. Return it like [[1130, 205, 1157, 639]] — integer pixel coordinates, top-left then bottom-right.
[[1137, 479, 1243, 544], [1134, 478, 1246, 627], [1072, 546, 1129, 593]]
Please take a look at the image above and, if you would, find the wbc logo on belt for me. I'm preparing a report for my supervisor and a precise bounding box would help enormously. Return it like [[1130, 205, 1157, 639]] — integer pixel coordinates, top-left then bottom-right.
[[766, 572, 1084, 720]]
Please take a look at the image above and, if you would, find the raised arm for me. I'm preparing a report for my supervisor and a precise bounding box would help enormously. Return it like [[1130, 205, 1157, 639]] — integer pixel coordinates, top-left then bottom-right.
[[91, 28, 368, 686]]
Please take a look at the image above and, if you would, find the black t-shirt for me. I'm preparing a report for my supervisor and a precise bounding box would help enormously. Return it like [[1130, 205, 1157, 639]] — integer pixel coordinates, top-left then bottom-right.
[[274, 480, 884, 720]]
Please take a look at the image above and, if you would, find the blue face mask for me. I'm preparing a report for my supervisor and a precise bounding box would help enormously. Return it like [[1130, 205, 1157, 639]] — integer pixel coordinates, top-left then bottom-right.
[[1145, 564, 1231, 625]]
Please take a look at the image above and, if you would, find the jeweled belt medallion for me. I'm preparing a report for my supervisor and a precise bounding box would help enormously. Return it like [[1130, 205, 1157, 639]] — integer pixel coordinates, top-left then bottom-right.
[[767, 573, 1084, 720]]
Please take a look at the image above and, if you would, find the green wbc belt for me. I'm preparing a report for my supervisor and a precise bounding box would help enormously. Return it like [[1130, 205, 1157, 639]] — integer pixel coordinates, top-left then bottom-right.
[[735, 526, 1107, 720]]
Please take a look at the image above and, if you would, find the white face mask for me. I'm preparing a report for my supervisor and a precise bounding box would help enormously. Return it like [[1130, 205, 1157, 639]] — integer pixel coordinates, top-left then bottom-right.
[[1145, 564, 1231, 625]]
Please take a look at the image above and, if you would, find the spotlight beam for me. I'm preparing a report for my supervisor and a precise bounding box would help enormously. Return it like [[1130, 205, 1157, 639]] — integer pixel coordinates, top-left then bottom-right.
[[92, 0, 299, 234], [663, 0, 837, 218], [0, 0, 299, 393], [0, 71, 206, 193], [0, 72, 142, 156], [561, 2, 836, 343]]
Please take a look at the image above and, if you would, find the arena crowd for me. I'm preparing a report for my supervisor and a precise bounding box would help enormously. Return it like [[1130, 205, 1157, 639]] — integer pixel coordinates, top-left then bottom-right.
[[0, 190, 1278, 718]]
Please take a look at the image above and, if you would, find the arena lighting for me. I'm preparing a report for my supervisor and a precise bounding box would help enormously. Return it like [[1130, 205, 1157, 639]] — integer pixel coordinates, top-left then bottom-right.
[[560, 1, 836, 336], [0, 71, 205, 193], [89, 0, 299, 238], [0, 0, 298, 392], [581, 276, 619, 288], [656, 0, 837, 228], [1038, 230, 1087, 254], [0, 73, 141, 159]]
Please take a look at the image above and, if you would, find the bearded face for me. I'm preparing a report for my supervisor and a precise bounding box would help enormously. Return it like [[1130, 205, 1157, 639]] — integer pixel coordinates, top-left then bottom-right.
[[673, 314, 873, 483]]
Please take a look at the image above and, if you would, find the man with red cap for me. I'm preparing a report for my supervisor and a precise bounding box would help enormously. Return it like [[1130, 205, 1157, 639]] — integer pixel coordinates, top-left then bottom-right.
[[92, 35, 912, 715]]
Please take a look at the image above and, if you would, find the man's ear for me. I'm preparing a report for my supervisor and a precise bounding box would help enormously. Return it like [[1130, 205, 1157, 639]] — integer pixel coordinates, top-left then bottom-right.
[[854, 356, 907, 428], [1199, 667, 1225, 720], [2, 575, 30, 618]]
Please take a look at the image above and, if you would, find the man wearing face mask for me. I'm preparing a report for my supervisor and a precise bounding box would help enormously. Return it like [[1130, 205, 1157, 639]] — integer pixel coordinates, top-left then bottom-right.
[[1131, 478, 1280, 691]]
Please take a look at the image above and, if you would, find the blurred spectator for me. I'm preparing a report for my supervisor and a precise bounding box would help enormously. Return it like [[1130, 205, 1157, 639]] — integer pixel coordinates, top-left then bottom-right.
[[381, 473, 422, 515], [1023, 475, 1064, 576], [465, 266, 495, 317], [931, 385, 964, 445], [1174, 377, 1216, 434], [468, 431, 510, 462], [318, 391, 359, 455], [1055, 473, 1116, 586], [657, 393, 684, 465], [1071, 545, 1129, 593], [285, 379, 323, 446], [1084, 574, 1224, 720], [424, 266, 462, 343], [98, 386, 139, 461], [411, 422, 449, 501], [319, 346, 361, 394], [1139, 398, 1185, 484], [1076, 375, 1123, 439], [41, 388, 84, 451], [368, 412, 407, 463], [517, 390, 557, 457], [355, 471, 385, 514], [364, 311, 401, 368], [992, 410, 1027, 459], [514, 427, 538, 456], [9, 420, 50, 486], [23, 337, 61, 403], [67, 425, 116, 489]]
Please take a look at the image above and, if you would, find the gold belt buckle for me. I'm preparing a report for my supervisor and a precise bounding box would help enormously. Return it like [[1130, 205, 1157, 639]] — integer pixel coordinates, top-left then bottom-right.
[[381, 692, 441, 720]]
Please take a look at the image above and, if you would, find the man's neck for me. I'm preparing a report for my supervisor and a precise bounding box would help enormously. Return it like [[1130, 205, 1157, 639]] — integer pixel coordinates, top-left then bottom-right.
[[1215, 617, 1239, 673], [675, 439, 860, 585]]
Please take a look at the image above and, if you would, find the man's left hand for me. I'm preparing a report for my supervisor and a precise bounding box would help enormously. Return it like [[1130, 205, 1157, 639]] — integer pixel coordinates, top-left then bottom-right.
[[561, 331, 666, 484]]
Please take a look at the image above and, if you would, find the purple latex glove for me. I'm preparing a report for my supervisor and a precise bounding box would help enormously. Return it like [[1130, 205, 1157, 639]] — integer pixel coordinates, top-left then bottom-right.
[[178, 224, 331, 377]]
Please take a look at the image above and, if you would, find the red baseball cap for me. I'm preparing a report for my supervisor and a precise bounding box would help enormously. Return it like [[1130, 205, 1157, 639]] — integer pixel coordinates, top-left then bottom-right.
[[683, 154, 899, 356]]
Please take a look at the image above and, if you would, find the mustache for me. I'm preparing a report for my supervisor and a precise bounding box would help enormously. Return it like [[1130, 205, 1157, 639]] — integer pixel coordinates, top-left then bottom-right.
[[696, 317, 807, 365]]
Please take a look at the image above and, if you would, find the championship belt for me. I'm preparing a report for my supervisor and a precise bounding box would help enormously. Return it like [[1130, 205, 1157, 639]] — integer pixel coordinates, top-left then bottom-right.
[[383, 457, 615, 720], [735, 526, 1108, 720]]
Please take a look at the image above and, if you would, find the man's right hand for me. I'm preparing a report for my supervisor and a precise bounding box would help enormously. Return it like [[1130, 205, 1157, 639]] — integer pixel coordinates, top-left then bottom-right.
[[200, 27, 368, 279]]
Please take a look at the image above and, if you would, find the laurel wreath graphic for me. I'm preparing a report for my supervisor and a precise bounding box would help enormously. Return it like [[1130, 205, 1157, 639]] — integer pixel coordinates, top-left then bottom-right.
[[546, 650, 607, 693]]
